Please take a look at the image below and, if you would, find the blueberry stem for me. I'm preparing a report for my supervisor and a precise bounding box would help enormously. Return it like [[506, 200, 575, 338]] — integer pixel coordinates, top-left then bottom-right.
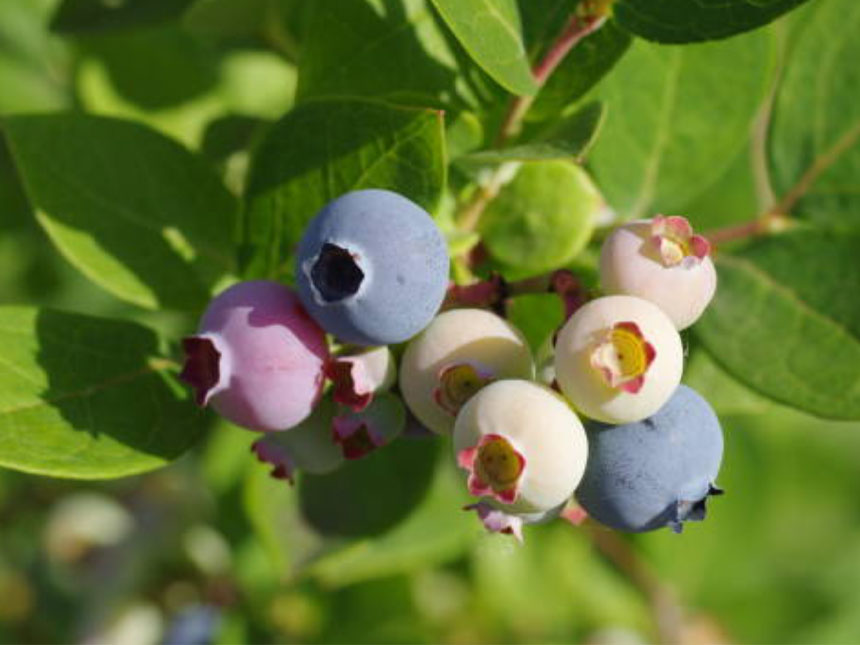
[[442, 269, 589, 320]]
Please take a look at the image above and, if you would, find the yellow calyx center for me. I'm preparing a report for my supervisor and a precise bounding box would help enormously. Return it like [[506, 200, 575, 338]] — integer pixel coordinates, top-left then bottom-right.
[[660, 235, 690, 266], [590, 322, 655, 393], [597, 327, 649, 379], [437, 363, 493, 414], [477, 436, 523, 489]]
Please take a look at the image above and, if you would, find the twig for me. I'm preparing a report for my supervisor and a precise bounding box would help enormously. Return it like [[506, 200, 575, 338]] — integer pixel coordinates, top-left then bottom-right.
[[584, 523, 684, 644], [496, 10, 608, 146]]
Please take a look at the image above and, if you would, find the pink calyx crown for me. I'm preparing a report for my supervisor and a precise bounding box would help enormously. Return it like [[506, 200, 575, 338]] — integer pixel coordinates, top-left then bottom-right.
[[332, 416, 385, 460], [324, 358, 373, 412], [590, 321, 656, 394], [457, 433, 525, 505], [464, 502, 524, 543], [650, 215, 710, 268]]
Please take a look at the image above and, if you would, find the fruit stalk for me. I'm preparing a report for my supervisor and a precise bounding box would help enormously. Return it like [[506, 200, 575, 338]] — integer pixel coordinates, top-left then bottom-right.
[[442, 269, 588, 319]]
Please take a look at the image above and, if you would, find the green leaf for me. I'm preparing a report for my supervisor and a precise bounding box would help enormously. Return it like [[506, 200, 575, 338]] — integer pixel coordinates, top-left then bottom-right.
[[480, 160, 602, 271], [429, 0, 537, 96], [242, 98, 446, 279], [461, 101, 604, 165], [696, 230, 860, 420], [77, 25, 220, 110], [0, 307, 206, 479], [297, 0, 477, 107], [528, 19, 631, 123], [299, 435, 440, 538], [589, 29, 774, 220], [769, 0, 860, 226], [306, 460, 475, 587], [0, 0, 72, 115], [614, 0, 809, 43], [50, 0, 195, 33], [3, 113, 238, 310]]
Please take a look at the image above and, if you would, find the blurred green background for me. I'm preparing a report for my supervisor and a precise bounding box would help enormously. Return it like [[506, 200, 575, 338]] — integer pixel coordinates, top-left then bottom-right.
[[2, 1, 859, 643]]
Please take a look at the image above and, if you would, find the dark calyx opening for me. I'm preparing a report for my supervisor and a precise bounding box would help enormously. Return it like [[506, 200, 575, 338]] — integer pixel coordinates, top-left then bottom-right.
[[179, 336, 221, 407], [310, 243, 364, 302], [669, 484, 725, 533]]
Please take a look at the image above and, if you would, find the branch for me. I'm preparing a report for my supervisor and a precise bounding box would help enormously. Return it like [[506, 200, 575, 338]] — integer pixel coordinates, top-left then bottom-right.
[[496, 7, 608, 146], [768, 120, 860, 217], [584, 524, 684, 644]]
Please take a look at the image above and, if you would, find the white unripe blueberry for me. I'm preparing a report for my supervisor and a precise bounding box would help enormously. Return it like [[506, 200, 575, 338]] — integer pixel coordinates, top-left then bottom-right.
[[600, 216, 717, 330], [453, 380, 588, 515], [554, 295, 683, 424], [399, 309, 534, 435]]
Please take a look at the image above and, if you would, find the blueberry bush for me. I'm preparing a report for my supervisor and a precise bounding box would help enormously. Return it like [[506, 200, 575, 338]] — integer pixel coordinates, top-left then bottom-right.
[[1, 0, 859, 642]]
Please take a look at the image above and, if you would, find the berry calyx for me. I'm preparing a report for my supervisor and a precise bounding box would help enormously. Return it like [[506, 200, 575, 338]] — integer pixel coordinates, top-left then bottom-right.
[[589, 321, 656, 393], [457, 433, 526, 504], [650, 215, 710, 267]]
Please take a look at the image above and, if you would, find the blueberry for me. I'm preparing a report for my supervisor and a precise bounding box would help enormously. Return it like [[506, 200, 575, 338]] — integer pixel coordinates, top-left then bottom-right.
[[600, 216, 717, 330], [575, 385, 724, 533], [180, 280, 329, 432], [296, 189, 450, 345]]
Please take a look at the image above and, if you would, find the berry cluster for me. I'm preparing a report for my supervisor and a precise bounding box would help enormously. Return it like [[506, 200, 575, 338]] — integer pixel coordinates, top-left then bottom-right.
[[180, 190, 724, 541]]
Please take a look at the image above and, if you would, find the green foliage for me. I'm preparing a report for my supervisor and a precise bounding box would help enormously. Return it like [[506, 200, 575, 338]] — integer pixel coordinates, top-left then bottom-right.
[[461, 100, 605, 165], [588, 28, 774, 219], [242, 98, 446, 278], [0, 307, 205, 478], [50, 0, 196, 33], [3, 113, 238, 310], [614, 0, 810, 43], [696, 230, 860, 419], [429, 0, 537, 95], [297, 0, 477, 107], [769, 0, 860, 225]]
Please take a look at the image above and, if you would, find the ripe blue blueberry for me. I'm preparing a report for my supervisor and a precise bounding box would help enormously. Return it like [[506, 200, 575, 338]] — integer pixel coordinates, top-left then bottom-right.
[[575, 385, 724, 533], [296, 189, 450, 346]]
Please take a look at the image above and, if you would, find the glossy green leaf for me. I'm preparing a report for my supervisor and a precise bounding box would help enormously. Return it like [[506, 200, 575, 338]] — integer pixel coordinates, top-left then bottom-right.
[[307, 460, 474, 587], [429, 0, 537, 95], [528, 19, 631, 123], [297, 0, 476, 107], [696, 230, 860, 419], [3, 113, 237, 310], [589, 29, 773, 220], [769, 0, 860, 226], [50, 0, 195, 33], [614, 0, 809, 43], [299, 435, 440, 538], [0, 307, 206, 479], [480, 160, 602, 271], [242, 98, 446, 279], [461, 101, 604, 165]]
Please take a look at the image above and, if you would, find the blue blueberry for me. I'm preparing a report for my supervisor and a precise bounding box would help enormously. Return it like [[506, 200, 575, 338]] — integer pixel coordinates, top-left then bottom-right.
[[296, 189, 449, 346], [575, 385, 724, 533]]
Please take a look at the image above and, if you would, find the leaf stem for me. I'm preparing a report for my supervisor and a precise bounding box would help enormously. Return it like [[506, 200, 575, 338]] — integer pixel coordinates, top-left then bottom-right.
[[495, 7, 608, 146], [768, 120, 860, 217]]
